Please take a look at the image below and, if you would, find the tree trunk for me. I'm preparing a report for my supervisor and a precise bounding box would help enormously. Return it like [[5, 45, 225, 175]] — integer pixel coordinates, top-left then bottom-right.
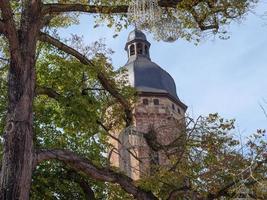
[[0, 48, 36, 199]]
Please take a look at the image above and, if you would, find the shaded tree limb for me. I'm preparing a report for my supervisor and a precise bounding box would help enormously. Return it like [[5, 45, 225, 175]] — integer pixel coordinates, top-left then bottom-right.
[[96, 73, 133, 126], [40, 0, 240, 34], [35, 149, 158, 200], [38, 32, 133, 125], [0, 20, 6, 35], [0, 0, 21, 63], [35, 86, 60, 100], [41, 1, 182, 16], [42, 4, 128, 15], [77, 178, 96, 200], [64, 170, 96, 200]]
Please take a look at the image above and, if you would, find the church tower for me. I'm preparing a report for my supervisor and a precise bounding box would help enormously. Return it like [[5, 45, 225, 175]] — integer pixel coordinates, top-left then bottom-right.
[[109, 29, 187, 180]]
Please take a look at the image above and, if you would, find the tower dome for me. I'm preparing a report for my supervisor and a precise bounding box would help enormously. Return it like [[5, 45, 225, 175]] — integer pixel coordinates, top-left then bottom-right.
[[127, 29, 147, 42], [123, 29, 186, 109]]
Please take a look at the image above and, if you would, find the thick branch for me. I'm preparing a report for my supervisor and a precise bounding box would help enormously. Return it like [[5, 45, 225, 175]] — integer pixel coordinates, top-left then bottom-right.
[[0, 20, 6, 35], [78, 179, 96, 200], [41, 1, 182, 15], [38, 32, 132, 125], [0, 0, 21, 61], [97, 73, 132, 126], [35, 86, 60, 100], [64, 170, 96, 200], [42, 4, 128, 15], [36, 149, 158, 200]]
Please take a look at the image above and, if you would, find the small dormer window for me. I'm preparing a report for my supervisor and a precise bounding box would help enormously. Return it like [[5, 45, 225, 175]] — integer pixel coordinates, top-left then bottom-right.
[[153, 99, 159, 105], [130, 44, 135, 56], [137, 43, 143, 55], [143, 99, 148, 105]]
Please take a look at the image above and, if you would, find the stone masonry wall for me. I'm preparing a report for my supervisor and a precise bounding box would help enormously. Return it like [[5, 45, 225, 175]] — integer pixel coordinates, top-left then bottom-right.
[[109, 95, 186, 180]]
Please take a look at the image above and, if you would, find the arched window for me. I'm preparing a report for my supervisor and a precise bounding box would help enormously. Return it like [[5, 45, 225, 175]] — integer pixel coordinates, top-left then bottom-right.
[[137, 43, 143, 55], [130, 44, 135, 56], [145, 45, 148, 55]]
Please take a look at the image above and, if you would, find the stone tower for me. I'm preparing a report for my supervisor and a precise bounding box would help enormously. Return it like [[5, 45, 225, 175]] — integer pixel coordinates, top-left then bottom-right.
[[109, 29, 187, 180]]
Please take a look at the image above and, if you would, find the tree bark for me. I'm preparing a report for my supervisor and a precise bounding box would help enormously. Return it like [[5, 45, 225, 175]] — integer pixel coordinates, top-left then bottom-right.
[[36, 149, 158, 200], [41, 1, 182, 16], [0, 1, 41, 199], [0, 20, 6, 35], [0, 51, 35, 200]]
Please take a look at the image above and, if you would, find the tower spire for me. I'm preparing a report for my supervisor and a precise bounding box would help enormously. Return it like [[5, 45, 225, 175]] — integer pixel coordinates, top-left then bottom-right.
[[125, 29, 151, 61]]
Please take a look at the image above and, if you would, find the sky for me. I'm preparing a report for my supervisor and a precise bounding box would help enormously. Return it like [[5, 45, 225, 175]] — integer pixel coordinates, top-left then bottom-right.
[[59, 2, 267, 137]]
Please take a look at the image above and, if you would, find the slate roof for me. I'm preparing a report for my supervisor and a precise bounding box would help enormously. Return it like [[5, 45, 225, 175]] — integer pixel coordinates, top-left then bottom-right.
[[123, 29, 187, 109], [124, 56, 179, 101], [127, 29, 147, 42]]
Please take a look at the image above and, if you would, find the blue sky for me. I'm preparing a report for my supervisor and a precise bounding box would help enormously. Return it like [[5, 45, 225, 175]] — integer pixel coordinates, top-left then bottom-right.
[[60, 2, 267, 136]]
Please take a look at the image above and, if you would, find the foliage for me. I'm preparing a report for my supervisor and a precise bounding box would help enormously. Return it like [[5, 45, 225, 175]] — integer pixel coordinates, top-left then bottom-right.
[[31, 38, 134, 198], [0, 0, 265, 199], [0, 49, 266, 198], [92, 0, 259, 42], [137, 114, 267, 199], [0, 33, 134, 198]]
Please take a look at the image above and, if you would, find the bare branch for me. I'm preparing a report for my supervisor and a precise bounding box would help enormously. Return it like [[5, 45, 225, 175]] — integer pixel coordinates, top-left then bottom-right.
[[259, 103, 267, 119], [97, 120, 142, 163], [35, 149, 158, 200], [38, 32, 133, 125], [82, 87, 105, 91]]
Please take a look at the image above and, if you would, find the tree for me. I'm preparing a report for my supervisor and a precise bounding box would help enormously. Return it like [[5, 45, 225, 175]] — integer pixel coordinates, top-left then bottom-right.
[[0, 0, 264, 199]]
